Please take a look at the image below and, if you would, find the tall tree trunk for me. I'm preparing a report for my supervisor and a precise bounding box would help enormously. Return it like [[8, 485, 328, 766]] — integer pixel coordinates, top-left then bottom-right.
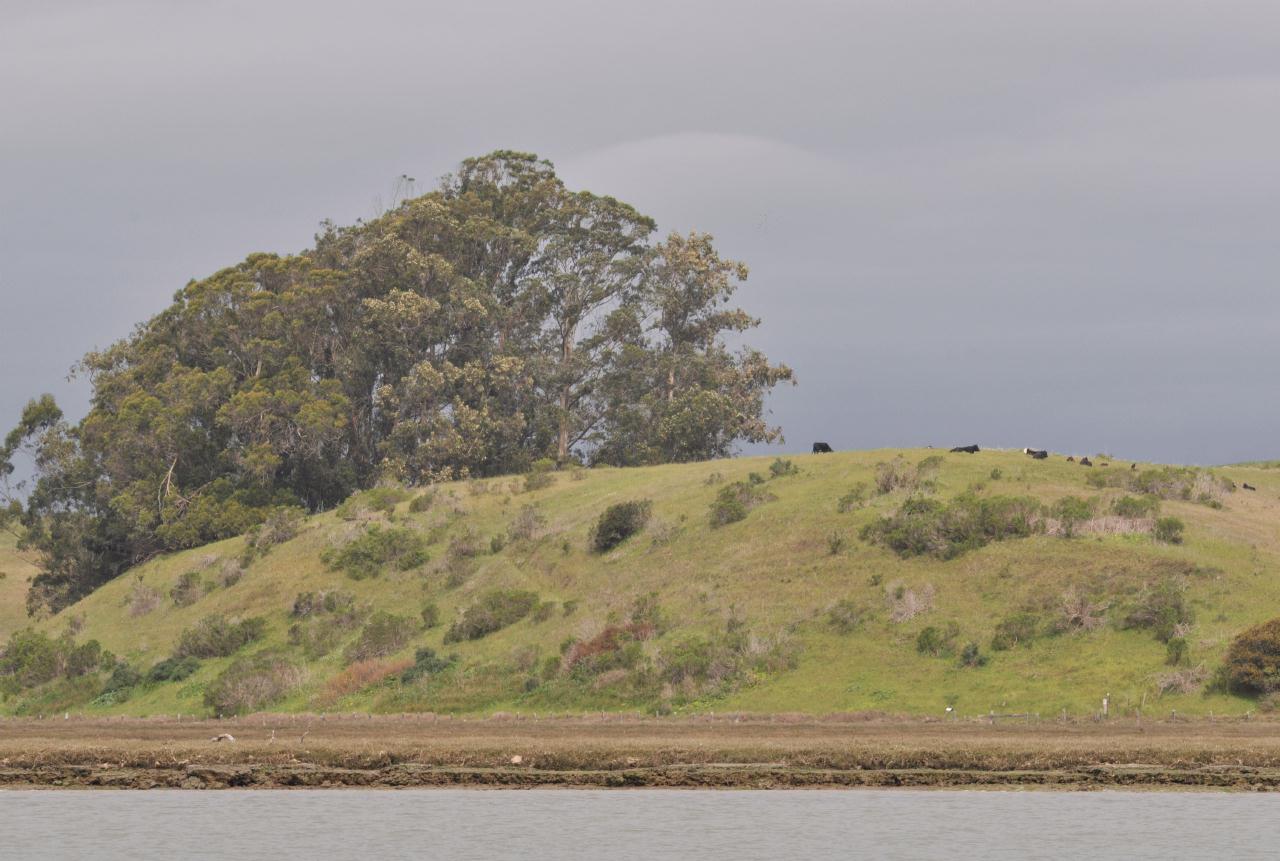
[[557, 328, 573, 461]]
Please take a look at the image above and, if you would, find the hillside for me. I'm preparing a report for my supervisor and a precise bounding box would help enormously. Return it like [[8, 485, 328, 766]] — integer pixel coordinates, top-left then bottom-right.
[[0, 533, 37, 638], [3, 448, 1279, 718]]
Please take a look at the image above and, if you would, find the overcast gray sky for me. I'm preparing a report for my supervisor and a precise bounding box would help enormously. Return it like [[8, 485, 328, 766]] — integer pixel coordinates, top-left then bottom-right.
[[3, 0, 1278, 465]]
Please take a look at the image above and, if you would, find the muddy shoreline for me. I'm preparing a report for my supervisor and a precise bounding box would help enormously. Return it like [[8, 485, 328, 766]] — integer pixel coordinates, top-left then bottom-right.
[[5, 714, 1280, 789]]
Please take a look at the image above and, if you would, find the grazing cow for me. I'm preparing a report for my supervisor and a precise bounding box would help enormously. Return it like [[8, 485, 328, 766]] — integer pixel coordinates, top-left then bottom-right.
[[1023, 448, 1049, 460], [1066, 456, 1075, 462], [1079, 457, 1093, 467], [1243, 482, 1257, 491], [950, 444, 980, 454], [1131, 463, 1137, 470], [812, 442, 834, 454], [1101, 462, 1110, 467]]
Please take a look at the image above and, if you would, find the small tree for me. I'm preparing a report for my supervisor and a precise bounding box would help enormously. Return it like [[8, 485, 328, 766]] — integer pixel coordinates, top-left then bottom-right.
[[1222, 618, 1280, 695], [590, 500, 652, 552]]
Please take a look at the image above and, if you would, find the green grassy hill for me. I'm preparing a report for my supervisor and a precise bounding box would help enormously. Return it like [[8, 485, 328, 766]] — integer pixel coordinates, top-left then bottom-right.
[[4, 448, 1279, 719], [0, 533, 37, 639]]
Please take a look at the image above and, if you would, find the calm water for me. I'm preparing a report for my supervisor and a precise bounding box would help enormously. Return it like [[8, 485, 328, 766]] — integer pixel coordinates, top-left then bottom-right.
[[1, 789, 1276, 860]]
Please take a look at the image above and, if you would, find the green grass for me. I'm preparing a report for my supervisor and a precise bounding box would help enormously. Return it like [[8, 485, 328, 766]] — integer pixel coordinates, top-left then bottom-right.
[[8, 448, 1280, 718], [0, 532, 37, 639]]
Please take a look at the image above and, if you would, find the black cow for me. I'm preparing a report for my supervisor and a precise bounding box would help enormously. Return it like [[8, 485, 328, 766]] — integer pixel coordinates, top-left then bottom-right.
[[1131, 463, 1137, 470], [1066, 456, 1075, 462], [812, 442, 834, 454], [1079, 456, 1093, 467], [1023, 448, 1048, 460], [1243, 482, 1257, 491], [950, 444, 980, 454]]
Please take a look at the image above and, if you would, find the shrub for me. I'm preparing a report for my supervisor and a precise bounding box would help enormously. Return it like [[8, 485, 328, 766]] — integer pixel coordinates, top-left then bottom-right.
[[769, 458, 799, 478], [916, 622, 960, 657], [101, 662, 142, 698], [1112, 495, 1160, 519], [989, 468, 1003, 481], [532, 600, 557, 623], [990, 613, 1039, 650], [64, 639, 104, 677], [125, 576, 161, 617], [322, 657, 412, 703], [421, 602, 441, 629], [343, 611, 418, 663], [204, 650, 303, 715], [709, 482, 773, 528], [408, 491, 436, 513], [147, 655, 201, 684], [447, 529, 483, 560], [1222, 618, 1280, 695], [837, 483, 868, 513], [336, 486, 411, 521], [704, 472, 724, 485], [564, 623, 649, 678], [174, 615, 267, 659], [322, 526, 429, 580], [1166, 637, 1190, 666], [489, 533, 507, 554], [507, 505, 547, 542], [240, 506, 305, 565], [523, 459, 556, 492], [400, 647, 458, 684], [169, 571, 207, 607], [827, 599, 865, 634], [1122, 582, 1192, 643], [826, 531, 847, 555], [861, 494, 1041, 559], [959, 642, 988, 668], [1154, 517, 1185, 544], [291, 589, 360, 620], [590, 500, 653, 552], [1051, 496, 1096, 538], [873, 456, 930, 495], [444, 590, 539, 643]]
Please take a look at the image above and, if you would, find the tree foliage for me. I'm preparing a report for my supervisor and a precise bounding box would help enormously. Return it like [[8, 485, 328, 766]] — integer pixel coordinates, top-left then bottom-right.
[[5, 151, 792, 613]]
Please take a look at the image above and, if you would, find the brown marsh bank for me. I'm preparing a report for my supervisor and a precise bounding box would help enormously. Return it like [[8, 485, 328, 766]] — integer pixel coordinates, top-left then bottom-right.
[[5, 714, 1280, 789]]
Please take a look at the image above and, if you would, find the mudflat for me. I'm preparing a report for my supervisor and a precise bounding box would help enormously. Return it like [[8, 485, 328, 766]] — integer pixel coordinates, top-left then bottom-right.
[[3, 714, 1280, 789]]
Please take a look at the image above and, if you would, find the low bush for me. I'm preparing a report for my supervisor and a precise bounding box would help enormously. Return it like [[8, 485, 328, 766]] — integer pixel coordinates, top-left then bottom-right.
[[837, 483, 869, 513], [507, 505, 547, 543], [990, 612, 1040, 650], [916, 622, 960, 657], [400, 647, 457, 683], [408, 491, 436, 513], [1050, 496, 1097, 538], [827, 531, 847, 555], [1166, 636, 1190, 666], [591, 500, 653, 552], [421, 602, 441, 629], [1221, 618, 1280, 695], [531, 600, 557, 623], [100, 662, 142, 699], [343, 611, 418, 663], [174, 615, 267, 659], [336, 486, 411, 521], [204, 650, 303, 715], [169, 570, 208, 607], [564, 623, 650, 678], [861, 494, 1041, 559], [1154, 517, 1185, 544], [0, 629, 110, 692], [769, 458, 799, 478], [322, 526, 429, 580], [959, 642, 988, 668], [146, 655, 201, 684], [1122, 582, 1192, 643], [827, 599, 865, 634], [709, 481, 774, 528], [322, 657, 413, 704], [240, 506, 305, 565], [444, 589, 539, 643], [125, 577, 161, 617], [1112, 495, 1160, 518], [523, 459, 557, 492]]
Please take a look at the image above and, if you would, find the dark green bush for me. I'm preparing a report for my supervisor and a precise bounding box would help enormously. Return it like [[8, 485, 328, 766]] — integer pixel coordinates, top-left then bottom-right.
[[408, 491, 436, 513], [1154, 517, 1185, 544], [1112, 495, 1160, 518], [591, 500, 652, 552], [1166, 637, 1190, 666], [444, 589, 539, 643], [959, 642, 988, 668], [1051, 496, 1096, 537], [170, 570, 207, 607], [709, 482, 773, 528], [0, 629, 60, 689], [147, 655, 201, 684], [101, 662, 142, 698], [400, 647, 457, 683], [421, 602, 441, 629], [204, 650, 302, 715], [769, 458, 799, 478], [861, 494, 1041, 559], [990, 613, 1039, 650], [322, 526, 429, 580], [174, 615, 267, 659], [1122, 582, 1192, 643], [916, 622, 960, 657], [344, 611, 418, 663]]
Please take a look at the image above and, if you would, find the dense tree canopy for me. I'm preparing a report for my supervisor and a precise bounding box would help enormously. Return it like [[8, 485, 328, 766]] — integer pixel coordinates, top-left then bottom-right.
[[1, 151, 792, 614]]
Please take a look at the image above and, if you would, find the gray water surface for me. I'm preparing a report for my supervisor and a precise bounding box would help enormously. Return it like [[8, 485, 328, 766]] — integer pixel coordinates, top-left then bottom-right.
[[1, 789, 1274, 860]]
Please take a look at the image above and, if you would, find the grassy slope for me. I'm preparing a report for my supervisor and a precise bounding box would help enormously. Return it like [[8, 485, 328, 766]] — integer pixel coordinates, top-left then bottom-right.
[[19, 449, 1280, 718], [0, 532, 37, 639]]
